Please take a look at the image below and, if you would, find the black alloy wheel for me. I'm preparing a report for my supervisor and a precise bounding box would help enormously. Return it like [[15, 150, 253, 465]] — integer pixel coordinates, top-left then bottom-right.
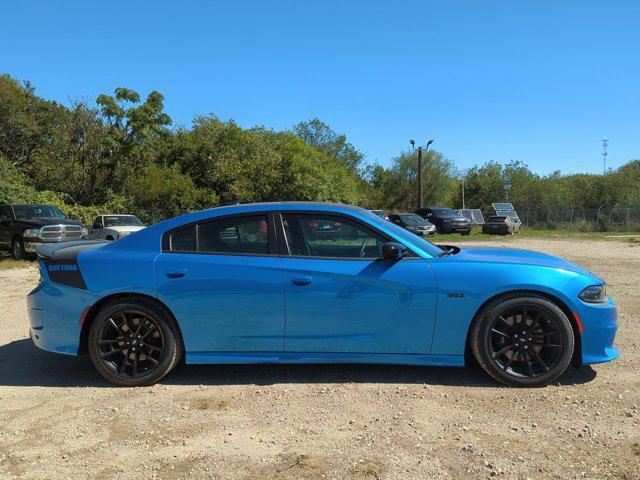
[[471, 295, 574, 387], [96, 310, 164, 378], [88, 298, 182, 386]]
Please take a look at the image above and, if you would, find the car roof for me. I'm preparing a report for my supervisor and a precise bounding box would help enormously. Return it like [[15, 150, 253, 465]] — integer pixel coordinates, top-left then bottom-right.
[[196, 201, 361, 215], [6, 203, 56, 207], [142, 202, 366, 233], [105, 201, 443, 259]]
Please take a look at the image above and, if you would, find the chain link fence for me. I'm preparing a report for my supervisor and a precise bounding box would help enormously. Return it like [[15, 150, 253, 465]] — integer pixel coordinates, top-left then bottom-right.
[[515, 206, 640, 232], [132, 205, 640, 232]]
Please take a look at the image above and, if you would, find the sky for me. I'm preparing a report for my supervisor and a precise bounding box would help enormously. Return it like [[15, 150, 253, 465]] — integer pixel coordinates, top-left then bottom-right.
[[1, 0, 639, 175]]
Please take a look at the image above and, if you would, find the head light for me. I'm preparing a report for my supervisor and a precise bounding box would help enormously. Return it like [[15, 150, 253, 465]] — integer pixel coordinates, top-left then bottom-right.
[[23, 228, 41, 238], [579, 285, 606, 303]]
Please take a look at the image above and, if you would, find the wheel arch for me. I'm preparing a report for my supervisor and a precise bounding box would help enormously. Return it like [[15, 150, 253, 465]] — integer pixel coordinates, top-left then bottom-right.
[[463, 289, 582, 367], [78, 292, 184, 355]]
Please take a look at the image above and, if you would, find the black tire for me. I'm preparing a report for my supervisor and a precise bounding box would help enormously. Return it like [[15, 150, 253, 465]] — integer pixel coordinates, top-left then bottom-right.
[[461, 230, 471, 236], [105, 235, 114, 241], [11, 236, 27, 260], [88, 297, 183, 386], [470, 294, 574, 387]]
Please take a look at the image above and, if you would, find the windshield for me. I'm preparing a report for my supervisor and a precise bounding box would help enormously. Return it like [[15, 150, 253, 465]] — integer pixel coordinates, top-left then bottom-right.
[[13, 205, 67, 219], [432, 208, 457, 217], [104, 215, 144, 227], [400, 214, 426, 224], [358, 209, 444, 257]]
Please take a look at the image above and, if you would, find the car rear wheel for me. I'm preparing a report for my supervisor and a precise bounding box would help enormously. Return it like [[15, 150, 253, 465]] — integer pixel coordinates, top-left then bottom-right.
[[88, 298, 183, 386], [471, 295, 574, 387]]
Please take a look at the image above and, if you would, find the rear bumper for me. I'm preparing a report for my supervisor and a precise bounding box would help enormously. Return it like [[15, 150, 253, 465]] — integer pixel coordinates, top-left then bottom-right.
[[578, 296, 619, 364], [27, 281, 98, 356]]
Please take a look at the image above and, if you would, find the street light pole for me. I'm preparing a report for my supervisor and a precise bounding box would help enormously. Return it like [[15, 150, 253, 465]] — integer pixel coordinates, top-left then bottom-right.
[[411, 139, 433, 209], [417, 146, 423, 208]]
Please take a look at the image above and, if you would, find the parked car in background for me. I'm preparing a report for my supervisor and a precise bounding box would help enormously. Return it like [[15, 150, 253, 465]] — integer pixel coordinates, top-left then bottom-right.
[[305, 218, 342, 239], [415, 207, 472, 235], [370, 210, 390, 221], [0, 204, 87, 259], [88, 214, 146, 241], [388, 213, 437, 236], [482, 215, 521, 235], [27, 202, 618, 387]]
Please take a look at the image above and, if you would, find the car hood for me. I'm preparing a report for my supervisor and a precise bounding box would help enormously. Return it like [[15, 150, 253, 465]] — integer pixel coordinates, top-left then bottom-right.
[[105, 225, 145, 233], [449, 246, 599, 279], [16, 217, 83, 227]]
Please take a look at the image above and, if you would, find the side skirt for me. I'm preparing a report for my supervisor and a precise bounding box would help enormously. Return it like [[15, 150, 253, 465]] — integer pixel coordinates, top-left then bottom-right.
[[185, 352, 465, 367]]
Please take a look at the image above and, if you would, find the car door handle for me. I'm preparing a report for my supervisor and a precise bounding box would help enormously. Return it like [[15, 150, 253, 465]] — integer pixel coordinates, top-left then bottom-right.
[[165, 268, 187, 279], [290, 275, 312, 286]]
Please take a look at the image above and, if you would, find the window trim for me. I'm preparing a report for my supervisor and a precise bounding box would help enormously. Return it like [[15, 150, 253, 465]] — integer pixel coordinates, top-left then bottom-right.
[[161, 212, 279, 257], [275, 210, 419, 260]]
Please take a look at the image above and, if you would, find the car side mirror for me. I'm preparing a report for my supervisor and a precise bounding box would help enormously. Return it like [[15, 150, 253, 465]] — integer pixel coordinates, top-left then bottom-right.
[[381, 242, 406, 260]]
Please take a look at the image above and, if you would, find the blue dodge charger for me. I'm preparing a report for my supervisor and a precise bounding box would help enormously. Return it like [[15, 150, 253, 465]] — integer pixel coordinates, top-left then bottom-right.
[[27, 202, 619, 387]]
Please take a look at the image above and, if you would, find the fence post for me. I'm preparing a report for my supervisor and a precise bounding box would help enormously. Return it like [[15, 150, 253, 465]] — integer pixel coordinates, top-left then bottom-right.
[[597, 205, 604, 230], [626, 206, 630, 231]]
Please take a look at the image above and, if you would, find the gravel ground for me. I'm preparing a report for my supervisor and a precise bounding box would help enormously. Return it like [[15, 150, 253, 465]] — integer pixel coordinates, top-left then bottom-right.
[[0, 238, 638, 480]]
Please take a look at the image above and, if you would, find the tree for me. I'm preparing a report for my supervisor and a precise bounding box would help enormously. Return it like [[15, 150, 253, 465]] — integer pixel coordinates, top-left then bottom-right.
[[128, 163, 212, 222], [293, 118, 365, 171], [365, 149, 457, 210], [0, 75, 68, 169], [96, 87, 172, 184]]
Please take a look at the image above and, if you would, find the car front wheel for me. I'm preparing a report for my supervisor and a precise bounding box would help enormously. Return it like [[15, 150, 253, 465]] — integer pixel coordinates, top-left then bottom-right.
[[471, 295, 575, 387], [88, 297, 183, 386], [11, 236, 27, 260]]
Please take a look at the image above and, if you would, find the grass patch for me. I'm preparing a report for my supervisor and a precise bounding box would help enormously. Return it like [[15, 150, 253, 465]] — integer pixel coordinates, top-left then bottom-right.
[[433, 228, 640, 243], [288, 454, 310, 469], [194, 398, 230, 411], [0, 252, 33, 271]]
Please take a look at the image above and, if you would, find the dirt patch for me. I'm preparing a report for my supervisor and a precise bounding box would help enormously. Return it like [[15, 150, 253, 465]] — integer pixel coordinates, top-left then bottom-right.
[[0, 238, 638, 479]]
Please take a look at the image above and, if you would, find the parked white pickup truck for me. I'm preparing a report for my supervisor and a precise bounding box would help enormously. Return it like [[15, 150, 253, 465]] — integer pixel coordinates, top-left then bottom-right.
[[88, 214, 146, 241]]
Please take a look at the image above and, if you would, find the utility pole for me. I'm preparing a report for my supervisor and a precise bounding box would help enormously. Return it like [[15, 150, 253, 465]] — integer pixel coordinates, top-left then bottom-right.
[[461, 177, 465, 209], [602, 139, 608, 174], [410, 139, 433, 209]]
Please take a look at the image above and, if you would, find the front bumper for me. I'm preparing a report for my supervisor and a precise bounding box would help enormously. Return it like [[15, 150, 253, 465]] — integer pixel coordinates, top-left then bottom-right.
[[409, 228, 437, 236], [24, 237, 88, 253], [441, 225, 472, 233], [578, 296, 619, 364]]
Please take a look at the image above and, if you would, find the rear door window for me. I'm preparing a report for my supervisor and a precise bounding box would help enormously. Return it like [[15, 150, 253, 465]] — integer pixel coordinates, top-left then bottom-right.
[[198, 216, 269, 255], [170, 226, 196, 252]]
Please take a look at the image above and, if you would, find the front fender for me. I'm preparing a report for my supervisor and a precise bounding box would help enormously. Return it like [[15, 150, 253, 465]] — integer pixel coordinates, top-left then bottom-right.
[[428, 261, 583, 355]]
